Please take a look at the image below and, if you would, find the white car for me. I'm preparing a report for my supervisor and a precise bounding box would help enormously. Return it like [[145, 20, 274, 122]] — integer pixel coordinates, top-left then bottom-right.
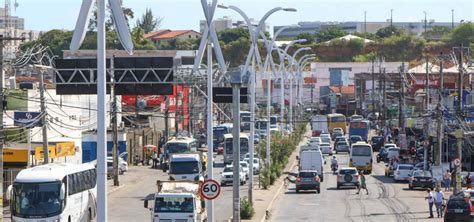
[[308, 137, 321, 147], [387, 147, 400, 160], [244, 157, 261, 174], [393, 164, 414, 182], [240, 161, 250, 180], [221, 165, 246, 186], [319, 142, 333, 155], [106, 156, 128, 175]]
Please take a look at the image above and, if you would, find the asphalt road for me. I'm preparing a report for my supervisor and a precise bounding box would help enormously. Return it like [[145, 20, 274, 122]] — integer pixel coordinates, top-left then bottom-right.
[[269, 151, 444, 222], [107, 154, 257, 222]]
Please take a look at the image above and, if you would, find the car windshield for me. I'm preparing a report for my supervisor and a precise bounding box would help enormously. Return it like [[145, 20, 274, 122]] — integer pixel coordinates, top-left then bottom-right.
[[339, 169, 357, 174], [398, 165, 413, 170], [331, 116, 345, 122], [351, 136, 362, 141], [12, 182, 62, 218], [299, 172, 318, 177], [155, 197, 194, 213], [321, 138, 330, 143], [388, 148, 399, 152], [224, 167, 233, 172], [337, 142, 349, 146], [166, 143, 189, 154], [240, 162, 248, 168], [170, 161, 199, 174], [372, 137, 383, 143], [351, 146, 371, 156], [413, 171, 432, 177], [256, 121, 268, 129]]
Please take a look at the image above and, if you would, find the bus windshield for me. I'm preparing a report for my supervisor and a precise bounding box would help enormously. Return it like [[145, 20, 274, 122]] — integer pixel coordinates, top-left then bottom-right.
[[256, 121, 268, 129], [330, 116, 346, 122], [213, 127, 228, 142], [166, 143, 189, 154], [351, 146, 372, 156], [155, 197, 194, 213], [12, 182, 62, 218], [170, 161, 199, 174], [225, 138, 249, 155], [270, 117, 277, 125]]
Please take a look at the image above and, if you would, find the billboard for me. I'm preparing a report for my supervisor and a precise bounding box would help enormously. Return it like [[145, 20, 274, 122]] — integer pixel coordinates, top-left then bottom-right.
[[121, 85, 189, 113], [56, 142, 76, 157], [3, 148, 28, 167], [13, 111, 43, 128], [35, 146, 57, 160]]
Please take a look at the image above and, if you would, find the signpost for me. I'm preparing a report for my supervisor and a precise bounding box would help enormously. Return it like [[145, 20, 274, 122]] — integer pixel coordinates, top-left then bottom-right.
[[13, 111, 43, 128], [200, 179, 221, 200]]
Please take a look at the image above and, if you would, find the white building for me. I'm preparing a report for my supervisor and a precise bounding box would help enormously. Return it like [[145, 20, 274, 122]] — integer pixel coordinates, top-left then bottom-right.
[[199, 16, 269, 33]]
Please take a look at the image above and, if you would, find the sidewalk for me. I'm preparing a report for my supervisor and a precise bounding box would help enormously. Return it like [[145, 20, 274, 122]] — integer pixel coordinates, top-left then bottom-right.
[[243, 125, 312, 222]]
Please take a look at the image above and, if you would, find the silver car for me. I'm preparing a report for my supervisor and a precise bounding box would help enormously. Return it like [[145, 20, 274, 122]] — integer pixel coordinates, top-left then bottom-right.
[[393, 164, 414, 182], [337, 167, 360, 189]]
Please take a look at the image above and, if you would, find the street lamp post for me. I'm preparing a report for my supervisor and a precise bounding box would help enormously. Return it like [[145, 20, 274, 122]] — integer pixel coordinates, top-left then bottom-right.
[[289, 47, 311, 125], [217, 4, 295, 206]]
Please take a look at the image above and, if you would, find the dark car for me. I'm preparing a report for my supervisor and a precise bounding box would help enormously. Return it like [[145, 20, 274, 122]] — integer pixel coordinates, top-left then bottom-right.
[[444, 195, 473, 222], [335, 136, 347, 144], [408, 170, 434, 189], [349, 135, 363, 146], [370, 136, 384, 151], [296, 170, 321, 193], [335, 141, 350, 153]]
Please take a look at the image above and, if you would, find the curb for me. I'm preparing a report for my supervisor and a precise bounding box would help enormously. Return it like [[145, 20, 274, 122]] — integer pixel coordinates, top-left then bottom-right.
[[259, 129, 310, 222]]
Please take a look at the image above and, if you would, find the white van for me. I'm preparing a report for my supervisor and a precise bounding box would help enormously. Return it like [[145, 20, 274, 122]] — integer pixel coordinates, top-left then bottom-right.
[[169, 153, 204, 182], [299, 150, 325, 182], [349, 142, 373, 174]]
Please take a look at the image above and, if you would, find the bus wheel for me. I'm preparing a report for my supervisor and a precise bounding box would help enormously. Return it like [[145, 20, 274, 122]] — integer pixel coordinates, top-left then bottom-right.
[[88, 208, 92, 222], [68, 216, 71, 222]]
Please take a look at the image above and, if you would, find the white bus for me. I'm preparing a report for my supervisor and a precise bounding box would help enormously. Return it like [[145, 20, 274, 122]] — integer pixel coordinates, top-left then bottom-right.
[[240, 111, 251, 131], [7, 163, 97, 222], [223, 133, 250, 164]]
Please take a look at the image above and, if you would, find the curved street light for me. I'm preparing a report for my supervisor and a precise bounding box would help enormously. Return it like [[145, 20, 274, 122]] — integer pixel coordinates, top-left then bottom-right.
[[217, 4, 295, 209]]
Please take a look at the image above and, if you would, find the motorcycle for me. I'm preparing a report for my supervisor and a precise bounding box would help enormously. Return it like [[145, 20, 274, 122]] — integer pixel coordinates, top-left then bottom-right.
[[331, 163, 338, 174]]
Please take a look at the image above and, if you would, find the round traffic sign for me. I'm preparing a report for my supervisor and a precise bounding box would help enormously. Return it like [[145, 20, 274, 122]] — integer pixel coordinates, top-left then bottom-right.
[[200, 179, 221, 200], [453, 158, 461, 166]]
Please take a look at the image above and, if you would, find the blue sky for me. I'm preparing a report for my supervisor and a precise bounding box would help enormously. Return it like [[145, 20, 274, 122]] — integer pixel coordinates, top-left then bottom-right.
[[14, 0, 474, 32]]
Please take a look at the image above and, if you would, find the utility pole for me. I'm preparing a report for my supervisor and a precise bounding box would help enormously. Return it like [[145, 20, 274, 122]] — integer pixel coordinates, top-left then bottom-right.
[[390, 9, 393, 27], [423, 11, 427, 37], [111, 58, 119, 186], [454, 129, 463, 193], [456, 45, 464, 115], [435, 58, 443, 166], [364, 11, 367, 33], [231, 71, 241, 222], [165, 96, 169, 142], [371, 59, 375, 116], [381, 68, 386, 131], [39, 67, 49, 164], [425, 56, 430, 112], [451, 9, 454, 28], [175, 86, 179, 136], [398, 63, 406, 148]]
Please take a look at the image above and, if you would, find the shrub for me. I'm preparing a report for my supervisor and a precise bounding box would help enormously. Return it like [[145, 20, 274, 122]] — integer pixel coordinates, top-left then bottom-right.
[[240, 197, 255, 219]]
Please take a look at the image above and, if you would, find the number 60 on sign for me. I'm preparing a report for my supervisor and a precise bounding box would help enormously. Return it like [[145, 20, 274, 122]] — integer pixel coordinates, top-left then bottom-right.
[[200, 179, 221, 200]]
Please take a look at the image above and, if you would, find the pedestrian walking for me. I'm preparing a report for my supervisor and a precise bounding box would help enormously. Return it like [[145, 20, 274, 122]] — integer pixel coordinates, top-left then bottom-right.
[[443, 170, 452, 191], [465, 173, 472, 189], [152, 151, 158, 168], [433, 187, 444, 218], [356, 171, 369, 195], [425, 188, 434, 218]]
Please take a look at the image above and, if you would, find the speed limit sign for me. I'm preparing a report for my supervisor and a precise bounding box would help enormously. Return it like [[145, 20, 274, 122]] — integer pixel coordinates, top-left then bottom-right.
[[453, 158, 461, 167], [200, 179, 221, 200]]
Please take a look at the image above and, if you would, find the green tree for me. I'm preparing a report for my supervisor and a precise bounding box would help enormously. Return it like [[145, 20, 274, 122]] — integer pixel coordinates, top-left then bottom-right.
[[296, 32, 314, 44], [217, 28, 250, 44], [131, 27, 156, 50], [315, 26, 347, 42], [376, 26, 403, 38], [136, 8, 162, 34], [20, 29, 73, 56], [445, 22, 474, 45], [88, 2, 135, 32]]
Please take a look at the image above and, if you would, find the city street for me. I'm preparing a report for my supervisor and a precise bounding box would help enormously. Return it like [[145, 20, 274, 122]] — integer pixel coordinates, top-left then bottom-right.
[[107, 154, 257, 222], [270, 152, 445, 222]]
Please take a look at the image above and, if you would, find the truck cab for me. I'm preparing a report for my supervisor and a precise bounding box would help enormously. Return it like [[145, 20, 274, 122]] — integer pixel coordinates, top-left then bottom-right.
[[145, 181, 206, 222], [169, 154, 204, 182], [162, 137, 197, 172]]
